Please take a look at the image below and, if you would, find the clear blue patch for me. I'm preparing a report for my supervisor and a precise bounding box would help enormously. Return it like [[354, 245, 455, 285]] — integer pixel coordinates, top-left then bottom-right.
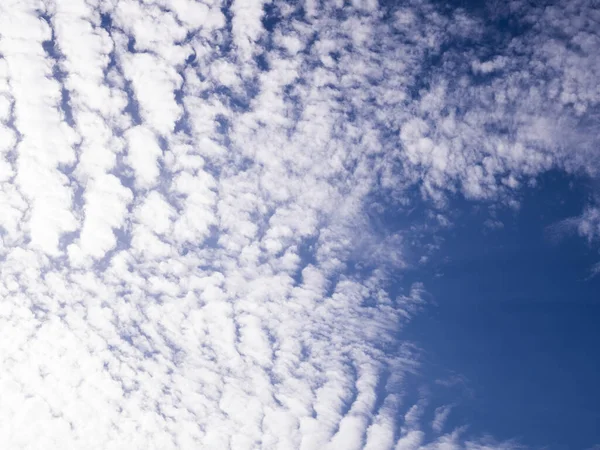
[[402, 171, 600, 449]]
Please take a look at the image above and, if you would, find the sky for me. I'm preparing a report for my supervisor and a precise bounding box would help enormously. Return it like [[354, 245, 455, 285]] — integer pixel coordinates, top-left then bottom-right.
[[0, 0, 598, 449]]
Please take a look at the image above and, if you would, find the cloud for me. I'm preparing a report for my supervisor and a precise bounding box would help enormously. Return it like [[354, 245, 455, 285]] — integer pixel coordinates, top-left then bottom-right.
[[548, 206, 600, 248], [432, 404, 453, 434], [590, 262, 600, 279], [0, 0, 596, 448], [572, 206, 600, 242]]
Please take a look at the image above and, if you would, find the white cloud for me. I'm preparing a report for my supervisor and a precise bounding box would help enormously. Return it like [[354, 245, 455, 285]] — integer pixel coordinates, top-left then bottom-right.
[[125, 125, 163, 189], [471, 56, 509, 75], [231, 0, 269, 62], [120, 52, 184, 135], [573, 206, 600, 242], [68, 174, 132, 264], [432, 404, 453, 434], [550, 206, 600, 245], [0, 0, 79, 256]]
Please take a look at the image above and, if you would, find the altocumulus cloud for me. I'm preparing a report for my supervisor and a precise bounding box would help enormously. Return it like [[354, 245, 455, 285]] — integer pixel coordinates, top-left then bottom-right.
[[0, 0, 597, 449]]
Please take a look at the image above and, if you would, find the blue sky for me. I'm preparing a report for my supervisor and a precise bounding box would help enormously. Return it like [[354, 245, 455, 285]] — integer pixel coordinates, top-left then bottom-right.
[[403, 171, 600, 449], [0, 0, 598, 449]]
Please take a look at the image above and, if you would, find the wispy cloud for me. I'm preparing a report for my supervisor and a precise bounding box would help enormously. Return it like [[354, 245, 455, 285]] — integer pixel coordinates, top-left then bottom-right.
[[432, 404, 453, 434]]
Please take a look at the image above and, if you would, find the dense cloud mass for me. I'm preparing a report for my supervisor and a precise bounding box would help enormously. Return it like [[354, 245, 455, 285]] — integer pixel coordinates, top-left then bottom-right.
[[0, 0, 597, 448]]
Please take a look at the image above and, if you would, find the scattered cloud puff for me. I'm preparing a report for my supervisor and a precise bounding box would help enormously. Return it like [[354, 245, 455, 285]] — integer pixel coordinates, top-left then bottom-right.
[[0, 0, 596, 448], [549, 205, 600, 244], [572, 206, 600, 243]]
